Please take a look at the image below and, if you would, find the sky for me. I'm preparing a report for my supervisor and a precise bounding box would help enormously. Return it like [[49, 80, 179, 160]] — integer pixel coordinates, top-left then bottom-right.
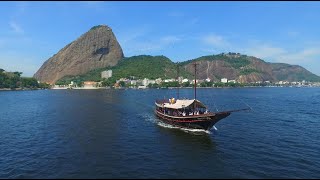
[[1, 1, 320, 77]]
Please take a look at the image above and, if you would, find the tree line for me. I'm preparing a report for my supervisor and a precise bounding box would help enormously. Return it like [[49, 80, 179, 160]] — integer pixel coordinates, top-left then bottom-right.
[[0, 69, 50, 89]]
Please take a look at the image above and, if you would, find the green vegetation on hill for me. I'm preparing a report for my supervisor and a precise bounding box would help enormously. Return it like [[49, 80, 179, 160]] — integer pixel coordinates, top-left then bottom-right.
[[181, 52, 250, 69], [111, 55, 192, 80], [0, 69, 50, 89], [225, 56, 250, 69], [57, 55, 193, 85], [90, 25, 105, 31], [239, 68, 261, 75]]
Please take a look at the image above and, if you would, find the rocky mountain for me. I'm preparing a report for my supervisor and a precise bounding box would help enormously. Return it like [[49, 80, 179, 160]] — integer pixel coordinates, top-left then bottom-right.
[[181, 53, 320, 82], [34, 25, 124, 84]]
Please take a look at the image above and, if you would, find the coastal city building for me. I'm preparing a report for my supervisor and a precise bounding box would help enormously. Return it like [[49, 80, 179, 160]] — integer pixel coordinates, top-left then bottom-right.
[[142, 78, 156, 86], [182, 78, 189, 83], [221, 78, 228, 83], [101, 70, 112, 79], [155, 78, 162, 84], [83, 81, 99, 89]]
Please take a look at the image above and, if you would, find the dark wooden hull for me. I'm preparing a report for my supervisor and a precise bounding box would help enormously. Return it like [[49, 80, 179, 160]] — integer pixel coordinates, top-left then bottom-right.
[[154, 109, 231, 131]]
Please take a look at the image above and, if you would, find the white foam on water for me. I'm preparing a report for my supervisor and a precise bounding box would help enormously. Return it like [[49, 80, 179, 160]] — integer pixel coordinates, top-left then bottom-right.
[[157, 121, 212, 134], [137, 113, 216, 135], [138, 113, 157, 123]]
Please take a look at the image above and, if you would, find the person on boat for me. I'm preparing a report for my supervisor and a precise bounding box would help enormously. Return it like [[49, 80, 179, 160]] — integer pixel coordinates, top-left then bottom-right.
[[173, 110, 178, 116], [195, 110, 199, 115]]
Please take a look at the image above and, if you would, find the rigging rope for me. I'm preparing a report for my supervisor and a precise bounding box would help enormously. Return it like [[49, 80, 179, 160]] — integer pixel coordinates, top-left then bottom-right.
[[211, 88, 220, 112], [208, 87, 252, 113], [227, 88, 253, 112], [238, 95, 253, 111]]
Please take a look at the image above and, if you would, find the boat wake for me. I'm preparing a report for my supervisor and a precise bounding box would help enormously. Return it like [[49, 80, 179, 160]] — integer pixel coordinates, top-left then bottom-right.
[[157, 121, 213, 134], [138, 113, 216, 135], [138, 113, 157, 123]]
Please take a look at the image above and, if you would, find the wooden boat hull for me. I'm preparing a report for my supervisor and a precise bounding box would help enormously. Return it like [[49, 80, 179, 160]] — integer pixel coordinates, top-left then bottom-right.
[[154, 110, 231, 131]]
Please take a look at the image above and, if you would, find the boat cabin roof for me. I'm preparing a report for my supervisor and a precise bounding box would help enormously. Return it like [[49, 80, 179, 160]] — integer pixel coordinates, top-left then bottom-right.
[[156, 99, 207, 109]]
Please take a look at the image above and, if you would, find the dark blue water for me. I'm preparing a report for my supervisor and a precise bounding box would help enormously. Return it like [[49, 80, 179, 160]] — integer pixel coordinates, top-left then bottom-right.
[[0, 87, 319, 178]]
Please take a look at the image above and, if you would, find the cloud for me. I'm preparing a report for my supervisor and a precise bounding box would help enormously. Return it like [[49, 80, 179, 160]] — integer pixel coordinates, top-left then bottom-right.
[[201, 34, 320, 73], [167, 11, 198, 27], [126, 42, 161, 54], [287, 31, 299, 37], [233, 42, 320, 75], [274, 47, 320, 75], [202, 34, 230, 48], [117, 27, 154, 55], [242, 44, 286, 60], [117, 26, 151, 44], [0, 39, 5, 48], [168, 11, 185, 18], [12, 2, 28, 18], [119, 31, 146, 44], [188, 18, 199, 26], [242, 43, 320, 67], [277, 48, 320, 64], [8, 2, 27, 34], [124, 35, 182, 55], [118, 26, 183, 55], [160, 36, 181, 44], [9, 21, 24, 34]]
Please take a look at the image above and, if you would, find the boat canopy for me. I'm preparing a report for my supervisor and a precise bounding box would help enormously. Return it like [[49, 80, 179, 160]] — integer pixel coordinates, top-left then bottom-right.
[[156, 99, 207, 109]]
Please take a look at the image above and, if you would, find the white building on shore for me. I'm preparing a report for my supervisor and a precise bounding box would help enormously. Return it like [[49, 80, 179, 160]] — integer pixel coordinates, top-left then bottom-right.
[[221, 78, 228, 83], [182, 78, 189, 83], [142, 78, 156, 86], [101, 70, 112, 79]]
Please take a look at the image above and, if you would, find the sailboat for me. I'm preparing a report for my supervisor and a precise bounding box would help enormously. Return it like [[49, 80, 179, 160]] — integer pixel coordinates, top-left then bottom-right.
[[154, 63, 250, 131]]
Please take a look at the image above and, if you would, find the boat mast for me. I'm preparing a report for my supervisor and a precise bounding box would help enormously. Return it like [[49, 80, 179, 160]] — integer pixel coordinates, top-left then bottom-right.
[[193, 63, 197, 100], [177, 63, 179, 99], [193, 62, 197, 111]]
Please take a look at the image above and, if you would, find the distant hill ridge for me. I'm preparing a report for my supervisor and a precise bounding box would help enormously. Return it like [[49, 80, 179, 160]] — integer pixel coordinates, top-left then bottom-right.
[[181, 52, 320, 82], [57, 53, 320, 84], [34, 25, 320, 84]]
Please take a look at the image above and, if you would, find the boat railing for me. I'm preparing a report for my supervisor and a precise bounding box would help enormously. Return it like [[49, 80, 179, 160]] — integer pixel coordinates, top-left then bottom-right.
[[156, 109, 215, 117], [155, 99, 169, 104]]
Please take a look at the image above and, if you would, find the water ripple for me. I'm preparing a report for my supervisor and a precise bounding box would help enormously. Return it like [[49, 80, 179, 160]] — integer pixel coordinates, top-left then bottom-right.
[[0, 88, 320, 178]]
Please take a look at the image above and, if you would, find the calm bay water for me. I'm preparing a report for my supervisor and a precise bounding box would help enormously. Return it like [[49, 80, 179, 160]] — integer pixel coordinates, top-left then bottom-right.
[[0, 87, 319, 178]]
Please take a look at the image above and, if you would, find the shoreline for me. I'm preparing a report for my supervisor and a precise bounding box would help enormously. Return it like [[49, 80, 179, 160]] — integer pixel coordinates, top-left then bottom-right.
[[1, 86, 318, 91], [0, 88, 45, 91]]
